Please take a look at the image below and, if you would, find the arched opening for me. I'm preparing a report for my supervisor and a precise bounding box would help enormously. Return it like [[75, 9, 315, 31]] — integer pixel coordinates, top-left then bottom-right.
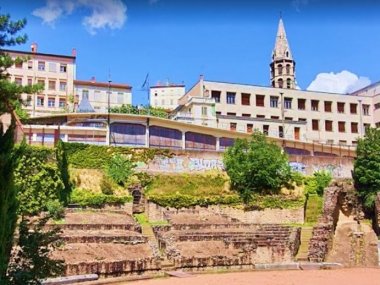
[[272, 80, 275, 87], [286, 64, 291, 75], [278, 64, 283, 75], [286, 51, 289, 57], [278, 78, 283, 88], [287, 78, 292, 89]]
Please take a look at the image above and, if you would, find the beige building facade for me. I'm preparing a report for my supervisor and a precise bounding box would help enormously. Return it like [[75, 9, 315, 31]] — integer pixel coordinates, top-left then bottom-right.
[[5, 43, 76, 116], [173, 19, 375, 146], [75, 79, 132, 113], [150, 83, 185, 110]]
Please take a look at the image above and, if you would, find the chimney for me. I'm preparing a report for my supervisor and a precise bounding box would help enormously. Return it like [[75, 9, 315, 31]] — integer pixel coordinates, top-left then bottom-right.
[[90, 76, 96, 83], [71, 48, 77, 57], [31, 42, 38, 53]]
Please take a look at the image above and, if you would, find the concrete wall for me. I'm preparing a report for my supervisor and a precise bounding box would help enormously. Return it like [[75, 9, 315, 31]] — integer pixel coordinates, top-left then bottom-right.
[[136, 149, 354, 178]]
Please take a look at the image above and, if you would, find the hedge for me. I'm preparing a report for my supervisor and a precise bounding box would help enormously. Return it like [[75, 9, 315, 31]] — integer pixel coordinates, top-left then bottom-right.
[[70, 188, 132, 208]]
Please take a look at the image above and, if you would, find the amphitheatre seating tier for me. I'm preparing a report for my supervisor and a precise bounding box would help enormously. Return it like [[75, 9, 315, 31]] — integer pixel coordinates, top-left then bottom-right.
[[52, 243, 159, 276], [61, 229, 147, 244], [164, 210, 236, 225]]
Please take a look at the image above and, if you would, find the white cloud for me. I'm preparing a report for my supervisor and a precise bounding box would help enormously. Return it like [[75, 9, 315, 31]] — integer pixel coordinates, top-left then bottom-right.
[[32, 0, 127, 34], [291, 0, 310, 11], [307, 70, 371, 94]]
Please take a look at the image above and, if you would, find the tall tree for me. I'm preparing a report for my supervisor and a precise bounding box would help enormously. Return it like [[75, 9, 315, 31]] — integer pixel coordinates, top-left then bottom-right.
[[353, 128, 380, 210], [0, 12, 38, 282]]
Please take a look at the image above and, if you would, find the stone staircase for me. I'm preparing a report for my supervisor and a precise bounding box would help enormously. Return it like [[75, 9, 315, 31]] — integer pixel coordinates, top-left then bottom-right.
[[296, 227, 313, 261]]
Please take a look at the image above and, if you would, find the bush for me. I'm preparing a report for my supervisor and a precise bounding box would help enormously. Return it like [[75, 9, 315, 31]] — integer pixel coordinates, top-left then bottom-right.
[[223, 132, 291, 197], [105, 154, 135, 186], [290, 171, 304, 187], [304, 171, 332, 196], [70, 188, 132, 208], [46, 200, 65, 220], [100, 176, 114, 195]]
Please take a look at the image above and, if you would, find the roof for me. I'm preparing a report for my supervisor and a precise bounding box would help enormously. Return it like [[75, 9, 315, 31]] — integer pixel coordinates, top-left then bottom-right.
[[150, 84, 185, 89], [76, 96, 95, 113], [2, 48, 76, 60], [74, 80, 132, 90], [273, 18, 293, 61]]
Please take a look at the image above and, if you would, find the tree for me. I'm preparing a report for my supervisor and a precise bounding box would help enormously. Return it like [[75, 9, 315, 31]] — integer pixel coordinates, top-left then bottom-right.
[[7, 216, 64, 285], [223, 132, 291, 200], [105, 153, 135, 186], [353, 127, 380, 210], [55, 140, 72, 205]]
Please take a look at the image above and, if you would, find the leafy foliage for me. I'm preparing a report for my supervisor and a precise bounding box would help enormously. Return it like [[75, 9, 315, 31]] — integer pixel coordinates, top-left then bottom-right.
[[55, 140, 72, 205], [100, 176, 114, 195], [7, 217, 64, 285], [70, 188, 132, 208], [46, 200, 65, 221], [223, 132, 291, 197], [353, 127, 380, 210], [110, 104, 169, 118], [304, 171, 332, 196], [14, 144, 64, 216], [104, 154, 135, 186]]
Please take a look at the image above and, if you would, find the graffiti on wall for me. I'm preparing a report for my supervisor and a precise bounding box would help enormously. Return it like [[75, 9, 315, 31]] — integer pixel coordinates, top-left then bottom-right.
[[289, 161, 346, 177], [289, 162, 306, 174]]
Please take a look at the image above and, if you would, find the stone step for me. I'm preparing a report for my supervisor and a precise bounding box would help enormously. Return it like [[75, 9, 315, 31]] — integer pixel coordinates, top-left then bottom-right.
[[296, 227, 313, 261]]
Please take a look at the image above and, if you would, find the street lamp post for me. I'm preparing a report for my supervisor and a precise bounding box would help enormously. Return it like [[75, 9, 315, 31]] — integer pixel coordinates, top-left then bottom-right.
[[280, 92, 285, 144], [108, 79, 112, 145]]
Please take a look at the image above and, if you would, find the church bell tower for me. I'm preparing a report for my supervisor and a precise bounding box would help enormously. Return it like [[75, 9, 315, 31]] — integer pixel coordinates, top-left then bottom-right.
[[270, 17, 296, 89]]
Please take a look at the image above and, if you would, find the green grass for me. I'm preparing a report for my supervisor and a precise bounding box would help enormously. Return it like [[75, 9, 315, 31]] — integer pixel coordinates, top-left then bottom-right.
[[305, 194, 323, 224], [133, 213, 169, 226]]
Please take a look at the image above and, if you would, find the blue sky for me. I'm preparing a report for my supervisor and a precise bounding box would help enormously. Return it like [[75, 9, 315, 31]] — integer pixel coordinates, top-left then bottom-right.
[[2, 0, 380, 104]]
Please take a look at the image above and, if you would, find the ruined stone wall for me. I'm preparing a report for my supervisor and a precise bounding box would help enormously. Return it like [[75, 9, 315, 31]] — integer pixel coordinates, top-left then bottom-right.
[[375, 193, 380, 235], [146, 201, 304, 224], [135, 149, 353, 178]]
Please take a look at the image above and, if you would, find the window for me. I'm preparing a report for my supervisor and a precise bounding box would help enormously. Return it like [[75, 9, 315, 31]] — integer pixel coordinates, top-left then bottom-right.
[[216, 111, 221, 115], [256, 95, 265, 107], [37, 97, 44, 106], [263, 125, 269, 135], [201, 106, 207, 116], [226, 92, 236, 104], [211, 90, 221, 103], [59, 99, 66, 108], [27, 78, 32, 86], [14, 77, 22, 85], [82, 90, 89, 99], [48, 80, 56, 90], [299, 118, 307, 122], [364, 123, 370, 133], [270, 96, 278, 108], [352, 141, 358, 146], [241, 93, 250, 105], [170, 99, 174, 105], [38, 61, 45, 71], [15, 61, 22, 68], [60, 64, 67, 73], [256, 115, 265, 118], [351, 122, 358, 133], [338, 121, 345, 132], [286, 64, 290, 75], [311, 100, 319, 111], [337, 102, 345, 113], [312, 119, 319, 131], [339, 140, 347, 146], [227, 112, 236, 116], [49, 62, 56, 72], [350, 103, 357, 114], [27, 61, 33, 70], [326, 139, 334, 145], [59, 81, 67, 91], [230, 122, 237, 131], [278, 64, 283, 75], [284, 97, 292, 109], [161, 99, 165, 105], [279, 126, 284, 138], [375, 103, 380, 110], [26, 96, 32, 106], [48, 98, 55, 107], [37, 79, 45, 89], [285, 117, 293, 121], [93, 91, 100, 101], [363, 104, 370, 116], [117, 92, 124, 104], [325, 120, 333, 132], [242, 113, 251, 117], [298, 99, 306, 110], [271, 116, 280, 120], [324, 101, 332, 112], [247, 124, 253, 133], [286, 78, 291, 89], [278, 78, 283, 88]]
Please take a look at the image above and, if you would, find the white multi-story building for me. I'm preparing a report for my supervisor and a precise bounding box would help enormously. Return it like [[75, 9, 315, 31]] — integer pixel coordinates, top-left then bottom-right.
[[5, 43, 76, 116], [75, 78, 132, 113], [150, 83, 185, 110], [172, 18, 375, 146]]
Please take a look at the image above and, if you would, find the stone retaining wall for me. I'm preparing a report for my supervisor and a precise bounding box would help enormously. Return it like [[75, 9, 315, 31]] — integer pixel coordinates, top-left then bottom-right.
[[146, 202, 304, 224], [374, 193, 380, 235]]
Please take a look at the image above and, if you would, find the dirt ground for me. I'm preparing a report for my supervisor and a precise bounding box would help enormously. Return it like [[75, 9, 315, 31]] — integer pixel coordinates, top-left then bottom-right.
[[127, 268, 380, 285], [61, 211, 135, 224]]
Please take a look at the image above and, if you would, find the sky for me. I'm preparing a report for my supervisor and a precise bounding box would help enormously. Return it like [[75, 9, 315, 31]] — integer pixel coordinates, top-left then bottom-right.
[[2, 0, 380, 105]]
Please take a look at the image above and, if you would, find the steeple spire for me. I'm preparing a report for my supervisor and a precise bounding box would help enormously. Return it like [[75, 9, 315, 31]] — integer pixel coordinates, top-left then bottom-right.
[[273, 18, 293, 60], [270, 17, 296, 89]]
